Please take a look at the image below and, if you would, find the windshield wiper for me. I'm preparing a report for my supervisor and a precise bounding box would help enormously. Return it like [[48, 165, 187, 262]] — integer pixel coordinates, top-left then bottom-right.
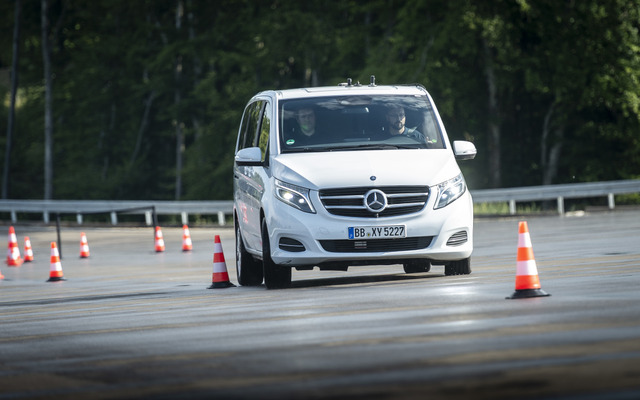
[[329, 144, 420, 151], [283, 147, 333, 153], [284, 144, 423, 153], [329, 144, 398, 151]]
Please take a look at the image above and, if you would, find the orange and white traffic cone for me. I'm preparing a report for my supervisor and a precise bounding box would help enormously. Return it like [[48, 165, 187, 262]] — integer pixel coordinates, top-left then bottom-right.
[[23, 236, 34, 262], [181, 225, 193, 252], [6, 226, 23, 267], [506, 221, 550, 299], [47, 242, 65, 282], [154, 226, 165, 252], [208, 235, 235, 289], [79, 232, 90, 258]]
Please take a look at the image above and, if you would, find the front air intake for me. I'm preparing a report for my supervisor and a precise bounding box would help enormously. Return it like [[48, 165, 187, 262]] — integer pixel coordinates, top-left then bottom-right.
[[446, 231, 468, 246], [279, 237, 305, 252], [320, 236, 433, 253]]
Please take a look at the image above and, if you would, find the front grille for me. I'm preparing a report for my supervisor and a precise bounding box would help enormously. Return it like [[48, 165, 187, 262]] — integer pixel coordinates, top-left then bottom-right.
[[446, 231, 468, 246], [319, 186, 429, 218], [320, 236, 433, 253]]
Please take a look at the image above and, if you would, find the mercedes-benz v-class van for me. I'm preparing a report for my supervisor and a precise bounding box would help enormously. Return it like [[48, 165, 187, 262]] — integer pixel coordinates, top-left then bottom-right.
[[233, 79, 477, 289]]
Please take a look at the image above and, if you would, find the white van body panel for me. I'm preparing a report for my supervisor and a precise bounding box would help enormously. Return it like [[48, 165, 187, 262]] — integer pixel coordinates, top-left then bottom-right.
[[272, 150, 459, 190]]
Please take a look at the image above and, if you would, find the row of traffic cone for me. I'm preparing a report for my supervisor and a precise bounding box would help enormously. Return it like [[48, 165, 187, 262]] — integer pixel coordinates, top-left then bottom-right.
[[4, 224, 194, 267], [5, 224, 193, 265], [1, 239, 67, 282], [2, 225, 233, 288], [4, 222, 549, 295], [154, 225, 193, 252], [3, 226, 86, 282], [5, 226, 90, 266]]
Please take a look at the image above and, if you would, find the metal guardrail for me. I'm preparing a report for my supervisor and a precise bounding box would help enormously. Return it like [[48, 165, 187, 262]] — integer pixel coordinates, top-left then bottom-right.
[[471, 179, 640, 215], [0, 199, 234, 226], [0, 180, 638, 224]]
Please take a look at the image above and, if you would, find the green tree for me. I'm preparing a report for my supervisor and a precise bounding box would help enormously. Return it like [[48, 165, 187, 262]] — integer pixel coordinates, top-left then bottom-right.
[[2, 0, 639, 204]]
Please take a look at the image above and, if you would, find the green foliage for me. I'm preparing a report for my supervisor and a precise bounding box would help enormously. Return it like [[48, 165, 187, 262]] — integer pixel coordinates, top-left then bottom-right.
[[2, 0, 640, 200]]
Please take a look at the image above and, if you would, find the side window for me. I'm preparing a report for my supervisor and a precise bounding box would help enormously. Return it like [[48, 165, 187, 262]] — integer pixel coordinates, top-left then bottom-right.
[[257, 103, 271, 161], [237, 100, 265, 151], [237, 104, 252, 151]]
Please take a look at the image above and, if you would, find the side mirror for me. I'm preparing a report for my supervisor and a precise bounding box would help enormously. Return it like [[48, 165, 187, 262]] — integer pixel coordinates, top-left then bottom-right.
[[452, 140, 477, 160], [235, 147, 263, 166]]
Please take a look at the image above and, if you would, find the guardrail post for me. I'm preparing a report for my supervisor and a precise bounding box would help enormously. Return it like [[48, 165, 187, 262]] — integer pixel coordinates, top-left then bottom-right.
[[509, 200, 516, 215], [43, 211, 50, 224], [11, 210, 17, 223], [56, 213, 62, 259], [77, 213, 83, 224], [152, 206, 158, 226], [557, 196, 564, 215], [608, 193, 615, 210], [218, 211, 225, 226], [181, 211, 188, 225], [152, 206, 158, 244], [145, 211, 152, 226], [110, 212, 117, 225]]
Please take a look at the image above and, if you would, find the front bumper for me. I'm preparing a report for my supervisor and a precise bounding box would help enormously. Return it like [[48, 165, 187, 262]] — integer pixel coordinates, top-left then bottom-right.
[[264, 189, 473, 267]]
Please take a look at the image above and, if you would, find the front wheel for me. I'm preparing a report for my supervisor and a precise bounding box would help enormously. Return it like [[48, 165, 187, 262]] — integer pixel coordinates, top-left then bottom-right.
[[235, 221, 263, 286], [261, 220, 291, 289], [444, 258, 471, 276]]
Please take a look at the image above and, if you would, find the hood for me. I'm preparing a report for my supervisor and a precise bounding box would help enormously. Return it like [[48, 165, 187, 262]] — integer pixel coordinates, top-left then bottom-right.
[[271, 149, 461, 189]]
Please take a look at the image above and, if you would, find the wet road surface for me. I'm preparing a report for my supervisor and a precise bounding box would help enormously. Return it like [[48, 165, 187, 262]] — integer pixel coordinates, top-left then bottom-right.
[[1, 210, 639, 399]]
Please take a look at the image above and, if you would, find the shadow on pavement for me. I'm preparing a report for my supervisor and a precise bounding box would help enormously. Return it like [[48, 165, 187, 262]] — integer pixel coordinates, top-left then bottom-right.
[[289, 272, 444, 289]]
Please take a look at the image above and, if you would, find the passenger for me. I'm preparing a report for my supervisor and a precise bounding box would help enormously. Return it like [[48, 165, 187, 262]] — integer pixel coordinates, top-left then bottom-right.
[[385, 105, 426, 142]]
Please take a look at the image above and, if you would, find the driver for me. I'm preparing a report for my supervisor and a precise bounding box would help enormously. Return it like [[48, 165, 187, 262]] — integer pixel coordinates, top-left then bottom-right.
[[385, 105, 426, 142]]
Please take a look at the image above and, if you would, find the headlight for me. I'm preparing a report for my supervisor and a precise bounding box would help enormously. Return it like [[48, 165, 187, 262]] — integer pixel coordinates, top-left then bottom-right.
[[275, 180, 316, 213], [434, 173, 466, 209]]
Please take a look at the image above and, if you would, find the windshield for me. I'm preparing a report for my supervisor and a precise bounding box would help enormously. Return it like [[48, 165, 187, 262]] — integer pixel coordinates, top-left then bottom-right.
[[279, 95, 444, 153]]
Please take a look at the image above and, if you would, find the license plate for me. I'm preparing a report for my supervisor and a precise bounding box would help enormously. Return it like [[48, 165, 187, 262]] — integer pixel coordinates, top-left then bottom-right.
[[348, 225, 406, 239]]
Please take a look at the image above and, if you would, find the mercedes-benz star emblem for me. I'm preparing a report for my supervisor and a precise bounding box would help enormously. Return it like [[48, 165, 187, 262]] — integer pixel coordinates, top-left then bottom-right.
[[364, 189, 387, 213]]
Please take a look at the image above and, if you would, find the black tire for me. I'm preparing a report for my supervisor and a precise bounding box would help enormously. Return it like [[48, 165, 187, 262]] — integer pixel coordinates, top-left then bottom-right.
[[403, 259, 432, 273], [444, 258, 471, 276], [261, 219, 292, 289], [235, 221, 263, 286]]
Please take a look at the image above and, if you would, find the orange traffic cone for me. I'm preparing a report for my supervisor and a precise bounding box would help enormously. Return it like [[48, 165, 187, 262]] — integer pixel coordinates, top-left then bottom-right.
[[79, 232, 90, 258], [208, 235, 235, 289], [154, 226, 165, 252], [6, 226, 23, 267], [506, 221, 550, 299], [23, 236, 34, 262], [47, 242, 65, 282], [182, 225, 193, 252], [0, 266, 4, 280]]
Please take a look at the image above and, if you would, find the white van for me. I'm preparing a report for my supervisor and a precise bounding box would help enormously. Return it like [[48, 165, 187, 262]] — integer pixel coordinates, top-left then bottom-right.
[[233, 79, 477, 289]]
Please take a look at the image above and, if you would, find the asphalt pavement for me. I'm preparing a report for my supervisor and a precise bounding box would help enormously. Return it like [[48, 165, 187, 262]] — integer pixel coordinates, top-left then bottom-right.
[[1, 210, 639, 399]]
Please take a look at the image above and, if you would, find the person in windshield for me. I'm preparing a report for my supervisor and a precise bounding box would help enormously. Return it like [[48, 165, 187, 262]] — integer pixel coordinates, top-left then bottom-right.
[[284, 107, 321, 147], [385, 105, 426, 143], [297, 107, 316, 138]]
